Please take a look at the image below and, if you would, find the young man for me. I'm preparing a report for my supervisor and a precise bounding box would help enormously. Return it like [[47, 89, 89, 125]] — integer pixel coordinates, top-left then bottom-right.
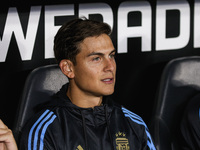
[[0, 120, 18, 150], [20, 18, 156, 150]]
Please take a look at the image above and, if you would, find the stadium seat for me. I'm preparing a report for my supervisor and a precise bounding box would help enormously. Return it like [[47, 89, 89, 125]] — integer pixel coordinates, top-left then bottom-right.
[[12, 64, 68, 144], [149, 56, 200, 150]]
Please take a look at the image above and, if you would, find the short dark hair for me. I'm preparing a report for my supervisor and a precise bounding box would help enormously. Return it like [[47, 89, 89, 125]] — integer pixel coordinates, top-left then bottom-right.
[[54, 17, 112, 65]]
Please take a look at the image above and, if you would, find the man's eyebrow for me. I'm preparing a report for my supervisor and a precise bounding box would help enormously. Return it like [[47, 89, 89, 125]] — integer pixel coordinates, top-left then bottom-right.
[[87, 49, 116, 57], [87, 52, 104, 57], [110, 49, 116, 54]]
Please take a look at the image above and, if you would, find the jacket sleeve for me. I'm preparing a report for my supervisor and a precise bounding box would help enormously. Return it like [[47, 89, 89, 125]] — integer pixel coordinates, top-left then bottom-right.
[[19, 109, 58, 150]]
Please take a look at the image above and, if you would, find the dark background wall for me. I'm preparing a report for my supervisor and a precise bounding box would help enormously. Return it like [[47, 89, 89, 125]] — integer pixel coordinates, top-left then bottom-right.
[[0, 0, 199, 129]]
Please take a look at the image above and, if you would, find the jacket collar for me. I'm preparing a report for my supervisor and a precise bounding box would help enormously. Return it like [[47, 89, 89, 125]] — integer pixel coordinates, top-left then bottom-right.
[[49, 83, 114, 126]]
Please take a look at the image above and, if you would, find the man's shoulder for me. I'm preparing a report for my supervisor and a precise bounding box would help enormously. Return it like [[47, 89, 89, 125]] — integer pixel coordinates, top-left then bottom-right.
[[22, 109, 58, 133], [121, 107, 147, 128], [117, 106, 156, 149], [111, 104, 147, 128], [20, 108, 59, 149]]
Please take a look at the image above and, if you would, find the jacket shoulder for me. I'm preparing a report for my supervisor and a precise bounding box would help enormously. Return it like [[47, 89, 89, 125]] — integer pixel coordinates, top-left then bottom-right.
[[121, 106, 156, 150], [121, 107, 147, 127], [20, 109, 58, 150]]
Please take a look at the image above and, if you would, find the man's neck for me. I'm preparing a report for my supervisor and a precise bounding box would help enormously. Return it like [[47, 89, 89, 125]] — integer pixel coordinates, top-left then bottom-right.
[[66, 84, 103, 108]]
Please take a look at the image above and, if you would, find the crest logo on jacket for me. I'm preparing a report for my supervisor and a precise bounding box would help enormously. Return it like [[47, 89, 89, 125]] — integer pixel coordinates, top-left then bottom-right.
[[115, 131, 130, 150], [76, 145, 84, 150]]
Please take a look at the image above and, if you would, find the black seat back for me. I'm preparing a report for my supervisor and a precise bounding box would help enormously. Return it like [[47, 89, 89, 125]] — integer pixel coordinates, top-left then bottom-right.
[[150, 56, 200, 150], [13, 64, 68, 143]]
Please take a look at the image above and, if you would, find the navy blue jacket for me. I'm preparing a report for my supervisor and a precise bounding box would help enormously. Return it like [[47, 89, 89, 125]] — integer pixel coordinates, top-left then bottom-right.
[[20, 84, 156, 150]]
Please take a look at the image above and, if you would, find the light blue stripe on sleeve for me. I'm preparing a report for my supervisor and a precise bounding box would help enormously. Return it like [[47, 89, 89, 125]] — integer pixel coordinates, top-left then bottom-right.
[[28, 110, 50, 150], [122, 107, 143, 121], [39, 115, 57, 150], [33, 111, 54, 150], [122, 107, 156, 150]]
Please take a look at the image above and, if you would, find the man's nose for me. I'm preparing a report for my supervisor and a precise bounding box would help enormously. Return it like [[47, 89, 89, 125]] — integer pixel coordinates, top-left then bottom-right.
[[104, 58, 116, 72]]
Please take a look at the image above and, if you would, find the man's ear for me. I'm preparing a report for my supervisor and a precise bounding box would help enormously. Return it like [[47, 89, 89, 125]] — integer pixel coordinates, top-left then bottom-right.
[[59, 59, 75, 79]]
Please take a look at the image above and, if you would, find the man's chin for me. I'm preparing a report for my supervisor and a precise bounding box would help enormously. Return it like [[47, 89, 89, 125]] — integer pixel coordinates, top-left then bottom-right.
[[102, 90, 115, 96]]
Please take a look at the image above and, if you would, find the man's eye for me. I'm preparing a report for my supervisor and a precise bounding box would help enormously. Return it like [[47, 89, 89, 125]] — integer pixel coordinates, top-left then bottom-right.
[[110, 54, 116, 59], [93, 57, 100, 61]]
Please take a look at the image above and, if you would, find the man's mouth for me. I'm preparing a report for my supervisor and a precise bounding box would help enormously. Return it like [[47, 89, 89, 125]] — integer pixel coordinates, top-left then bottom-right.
[[101, 78, 114, 84]]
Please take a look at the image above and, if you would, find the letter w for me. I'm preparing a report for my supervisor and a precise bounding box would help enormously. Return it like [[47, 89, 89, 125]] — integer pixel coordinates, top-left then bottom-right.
[[0, 6, 41, 62]]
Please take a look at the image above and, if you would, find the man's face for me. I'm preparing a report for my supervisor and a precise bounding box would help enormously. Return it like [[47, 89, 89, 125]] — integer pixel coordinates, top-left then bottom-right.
[[72, 34, 116, 97]]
